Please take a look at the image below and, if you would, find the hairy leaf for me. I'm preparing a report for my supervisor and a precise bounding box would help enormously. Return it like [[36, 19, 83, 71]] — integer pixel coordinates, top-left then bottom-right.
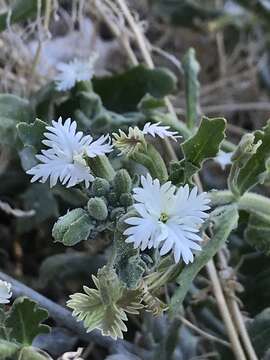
[[39, 252, 105, 287], [0, 339, 19, 359], [16, 184, 59, 234], [17, 119, 47, 152], [182, 116, 226, 168], [6, 297, 50, 346], [67, 267, 143, 339], [248, 308, 270, 358], [170, 205, 239, 314], [93, 65, 177, 112], [232, 120, 270, 195], [245, 213, 270, 255]]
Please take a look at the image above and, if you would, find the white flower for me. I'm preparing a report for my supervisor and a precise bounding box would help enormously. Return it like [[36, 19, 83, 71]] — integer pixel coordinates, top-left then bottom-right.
[[214, 151, 233, 170], [124, 174, 210, 264], [142, 122, 180, 141], [27, 117, 112, 188], [55, 54, 98, 91], [0, 280, 12, 304]]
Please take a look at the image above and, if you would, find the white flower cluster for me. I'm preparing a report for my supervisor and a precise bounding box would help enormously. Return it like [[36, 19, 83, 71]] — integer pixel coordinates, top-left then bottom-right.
[[124, 174, 210, 264], [0, 280, 12, 304], [26, 55, 210, 265], [27, 117, 112, 188]]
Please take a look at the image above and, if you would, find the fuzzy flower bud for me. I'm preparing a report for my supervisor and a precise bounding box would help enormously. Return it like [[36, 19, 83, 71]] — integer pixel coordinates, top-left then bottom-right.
[[92, 177, 110, 197], [113, 170, 132, 196], [87, 197, 108, 221]]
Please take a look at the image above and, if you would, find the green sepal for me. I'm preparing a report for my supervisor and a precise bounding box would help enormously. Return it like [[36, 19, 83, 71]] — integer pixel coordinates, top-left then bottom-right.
[[52, 208, 94, 246]]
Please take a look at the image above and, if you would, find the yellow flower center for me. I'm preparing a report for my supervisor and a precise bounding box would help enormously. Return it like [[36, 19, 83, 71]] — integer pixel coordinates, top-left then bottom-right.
[[159, 212, 169, 223]]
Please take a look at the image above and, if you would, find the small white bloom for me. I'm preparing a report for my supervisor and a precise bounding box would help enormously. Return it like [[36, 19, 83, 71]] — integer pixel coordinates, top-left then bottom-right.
[[55, 54, 98, 91], [27, 117, 112, 188], [142, 122, 180, 141], [124, 174, 210, 264], [214, 151, 233, 170], [0, 280, 12, 304]]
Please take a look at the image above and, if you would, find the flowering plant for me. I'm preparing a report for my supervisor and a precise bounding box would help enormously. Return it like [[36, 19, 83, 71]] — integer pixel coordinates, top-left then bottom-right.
[[1, 3, 270, 358]]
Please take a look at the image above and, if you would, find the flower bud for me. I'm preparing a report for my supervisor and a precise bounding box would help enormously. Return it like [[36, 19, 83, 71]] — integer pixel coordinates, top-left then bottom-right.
[[92, 177, 110, 197], [87, 197, 108, 221], [52, 208, 93, 246], [113, 169, 132, 196], [119, 193, 133, 207]]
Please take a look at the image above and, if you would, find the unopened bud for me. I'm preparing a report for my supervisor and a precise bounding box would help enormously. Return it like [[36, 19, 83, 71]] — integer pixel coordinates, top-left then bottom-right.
[[87, 197, 108, 221], [92, 177, 110, 197], [113, 169, 132, 196]]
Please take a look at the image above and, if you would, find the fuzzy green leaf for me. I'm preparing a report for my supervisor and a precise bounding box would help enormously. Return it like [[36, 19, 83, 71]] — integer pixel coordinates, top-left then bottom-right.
[[0, 95, 34, 146], [248, 308, 270, 358], [52, 208, 94, 246], [6, 297, 50, 346], [0, 94, 34, 123], [232, 120, 270, 195], [245, 213, 270, 255], [17, 119, 47, 152], [39, 252, 105, 287], [0, 339, 19, 359], [16, 184, 59, 234], [183, 48, 200, 128], [93, 65, 177, 112], [170, 205, 239, 314], [113, 232, 145, 288], [67, 267, 143, 339], [182, 116, 226, 168]]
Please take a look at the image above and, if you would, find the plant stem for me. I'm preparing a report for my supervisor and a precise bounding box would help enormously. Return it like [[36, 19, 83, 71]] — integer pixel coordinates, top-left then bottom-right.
[[178, 315, 231, 348], [206, 260, 247, 360], [210, 190, 270, 218], [217, 251, 259, 360]]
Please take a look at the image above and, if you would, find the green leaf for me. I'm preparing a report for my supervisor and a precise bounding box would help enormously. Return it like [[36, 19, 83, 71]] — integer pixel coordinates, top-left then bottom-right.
[[232, 120, 270, 195], [228, 133, 260, 196], [39, 252, 105, 287], [67, 267, 143, 339], [170, 205, 239, 314], [0, 95, 34, 146], [245, 213, 270, 255], [6, 297, 50, 346], [172, 116, 226, 183], [16, 184, 59, 234], [93, 65, 177, 112], [17, 119, 47, 152], [183, 48, 200, 128], [248, 308, 270, 358], [151, 0, 222, 27], [52, 208, 93, 246], [137, 93, 166, 113], [0, 117, 18, 145], [0, 0, 42, 32], [0, 94, 34, 123], [182, 116, 226, 168], [17, 346, 51, 360], [113, 231, 145, 288], [0, 339, 19, 359]]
